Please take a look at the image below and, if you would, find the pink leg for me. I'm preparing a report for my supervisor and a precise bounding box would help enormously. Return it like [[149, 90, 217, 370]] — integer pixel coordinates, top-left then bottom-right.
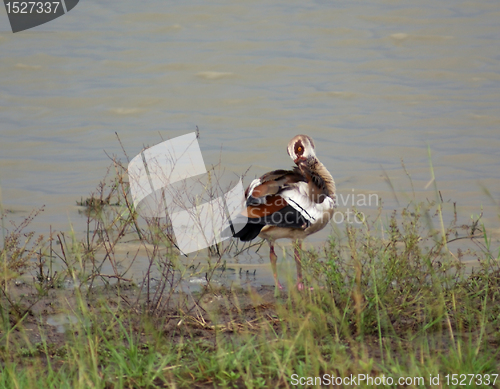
[[269, 241, 283, 290], [294, 241, 305, 291]]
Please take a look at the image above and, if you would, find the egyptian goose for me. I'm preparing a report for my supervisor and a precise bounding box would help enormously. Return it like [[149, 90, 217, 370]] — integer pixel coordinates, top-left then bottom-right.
[[231, 135, 336, 290]]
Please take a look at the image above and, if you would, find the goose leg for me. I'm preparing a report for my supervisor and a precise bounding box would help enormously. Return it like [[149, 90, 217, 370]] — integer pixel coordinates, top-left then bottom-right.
[[294, 240, 304, 290], [269, 241, 283, 290]]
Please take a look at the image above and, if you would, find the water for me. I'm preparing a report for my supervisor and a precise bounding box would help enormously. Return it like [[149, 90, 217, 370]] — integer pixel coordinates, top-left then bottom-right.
[[46, 313, 79, 334], [1, 0, 499, 284]]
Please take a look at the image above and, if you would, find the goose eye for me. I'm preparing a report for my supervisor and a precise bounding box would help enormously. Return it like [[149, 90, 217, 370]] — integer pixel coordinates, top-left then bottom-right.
[[297, 146, 303, 153]]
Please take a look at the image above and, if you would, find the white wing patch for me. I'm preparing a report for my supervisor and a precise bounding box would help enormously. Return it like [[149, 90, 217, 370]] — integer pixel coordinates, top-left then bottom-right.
[[247, 178, 262, 197], [281, 182, 335, 224]]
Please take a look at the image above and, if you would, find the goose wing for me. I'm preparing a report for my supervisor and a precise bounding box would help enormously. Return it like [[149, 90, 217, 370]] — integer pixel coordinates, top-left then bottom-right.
[[230, 169, 311, 241], [280, 182, 335, 225]]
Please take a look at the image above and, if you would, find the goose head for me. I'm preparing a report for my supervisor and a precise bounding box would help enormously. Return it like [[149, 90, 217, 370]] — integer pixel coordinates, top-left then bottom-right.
[[287, 134, 317, 166]]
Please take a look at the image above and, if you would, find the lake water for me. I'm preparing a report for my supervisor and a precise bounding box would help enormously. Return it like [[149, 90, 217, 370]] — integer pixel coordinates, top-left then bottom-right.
[[1, 0, 499, 286]]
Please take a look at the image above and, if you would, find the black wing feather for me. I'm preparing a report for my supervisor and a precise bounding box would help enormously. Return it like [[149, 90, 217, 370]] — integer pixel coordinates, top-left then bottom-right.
[[225, 205, 310, 242]]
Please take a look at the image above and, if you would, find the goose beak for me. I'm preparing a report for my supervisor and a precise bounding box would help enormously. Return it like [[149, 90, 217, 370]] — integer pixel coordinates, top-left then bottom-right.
[[294, 156, 306, 164]]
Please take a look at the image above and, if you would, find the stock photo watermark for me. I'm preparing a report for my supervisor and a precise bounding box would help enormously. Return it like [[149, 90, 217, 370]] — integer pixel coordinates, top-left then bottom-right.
[[128, 133, 379, 255], [332, 189, 379, 224], [290, 373, 497, 387], [127, 132, 245, 255], [3, 0, 79, 32]]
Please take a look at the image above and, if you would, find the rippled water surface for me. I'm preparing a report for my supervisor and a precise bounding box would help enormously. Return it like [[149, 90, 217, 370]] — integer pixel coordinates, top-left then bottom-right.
[[1, 0, 499, 281]]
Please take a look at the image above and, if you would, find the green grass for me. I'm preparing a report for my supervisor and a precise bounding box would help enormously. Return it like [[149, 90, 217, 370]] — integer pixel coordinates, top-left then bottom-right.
[[1, 158, 500, 388]]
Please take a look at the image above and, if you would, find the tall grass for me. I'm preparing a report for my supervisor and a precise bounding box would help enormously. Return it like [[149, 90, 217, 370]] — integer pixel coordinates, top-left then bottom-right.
[[1, 153, 499, 388]]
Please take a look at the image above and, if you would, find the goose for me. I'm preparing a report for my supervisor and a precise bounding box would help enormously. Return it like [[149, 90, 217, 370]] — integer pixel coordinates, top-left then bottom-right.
[[231, 135, 336, 290]]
